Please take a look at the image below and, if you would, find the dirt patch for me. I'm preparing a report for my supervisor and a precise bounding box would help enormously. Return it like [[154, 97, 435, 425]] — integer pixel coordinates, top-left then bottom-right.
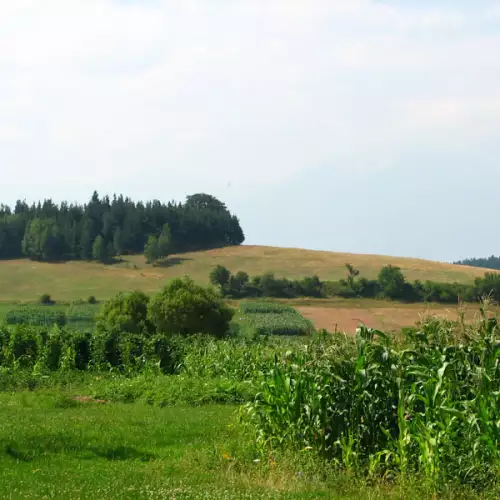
[[72, 396, 107, 404], [297, 305, 472, 334]]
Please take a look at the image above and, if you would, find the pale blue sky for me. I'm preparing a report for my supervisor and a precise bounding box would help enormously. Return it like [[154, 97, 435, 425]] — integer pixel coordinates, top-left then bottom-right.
[[1, 1, 500, 262]]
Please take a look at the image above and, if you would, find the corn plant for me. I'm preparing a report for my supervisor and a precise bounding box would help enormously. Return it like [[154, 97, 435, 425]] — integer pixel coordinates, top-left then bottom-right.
[[243, 314, 500, 490]]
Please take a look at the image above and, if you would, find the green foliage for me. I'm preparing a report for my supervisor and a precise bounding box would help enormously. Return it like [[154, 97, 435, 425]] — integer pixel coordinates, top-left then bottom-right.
[[344, 262, 360, 289], [243, 309, 500, 490], [92, 234, 113, 263], [209, 265, 231, 288], [378, 265, 408, 299], [239, 302, 296, 314], [6, 307, 66, 327], [455, 254, 500, 270], [210, 269, 325, 299], [475, 272, 500, 301], [22, 218, 64, 262], [148, 277, 233, 338], [239, 301, 314, 337], [0, 324, 92, 371], [39, 293, 54, 305], [144, 234, 159, 264], [0, 191, 244, 261], [157, 223, 171, 260], [244, 313, 314, 336], [96, 291, 153, 337], [87, 295, 97, 305]]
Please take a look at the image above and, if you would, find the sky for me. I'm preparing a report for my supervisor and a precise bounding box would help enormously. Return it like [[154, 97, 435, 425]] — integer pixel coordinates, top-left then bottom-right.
[[1, 0, 500, 262]]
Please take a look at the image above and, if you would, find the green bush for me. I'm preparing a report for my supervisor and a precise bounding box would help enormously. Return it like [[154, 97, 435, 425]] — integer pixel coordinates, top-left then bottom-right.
[[96, 291, 154, 337], [39, 293, 54, 305], [148, 277, 233, 338], [87, 295, 97, 305]]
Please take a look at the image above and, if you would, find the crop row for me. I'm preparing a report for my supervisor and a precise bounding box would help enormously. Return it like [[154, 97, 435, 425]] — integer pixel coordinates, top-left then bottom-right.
[[5, 307, 97, 327], [239, 301, 296, 315], [244, 311, 314, 336]]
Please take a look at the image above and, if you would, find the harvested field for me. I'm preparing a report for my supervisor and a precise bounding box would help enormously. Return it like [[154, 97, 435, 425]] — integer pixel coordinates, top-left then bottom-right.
[[297, 304, 483, 334]]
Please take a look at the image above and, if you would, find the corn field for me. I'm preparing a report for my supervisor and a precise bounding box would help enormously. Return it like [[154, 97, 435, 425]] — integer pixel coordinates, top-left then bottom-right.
[[240, 302, 296, 314], [242, 306, 500, 489], [5, 306, 97, 329], [239, 301, 315, 336]]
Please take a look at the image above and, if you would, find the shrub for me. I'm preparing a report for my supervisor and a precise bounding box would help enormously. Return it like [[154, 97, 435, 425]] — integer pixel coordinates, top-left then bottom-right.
[[148, 276, 233, 338], [209, 265, 231, 288], [39, 293, 54, 305], [96, 291, 154, 337], [87, 295, 97, 305]]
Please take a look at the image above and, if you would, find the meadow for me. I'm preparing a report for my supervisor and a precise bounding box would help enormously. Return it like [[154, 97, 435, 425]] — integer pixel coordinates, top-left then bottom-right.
[[0, 245, 491, 302]]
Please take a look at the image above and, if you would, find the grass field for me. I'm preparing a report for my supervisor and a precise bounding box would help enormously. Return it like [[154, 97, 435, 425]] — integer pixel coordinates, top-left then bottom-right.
[[0, 391, 486, 500], [0, 392, 429, 500], [0, 245, 492, 302]]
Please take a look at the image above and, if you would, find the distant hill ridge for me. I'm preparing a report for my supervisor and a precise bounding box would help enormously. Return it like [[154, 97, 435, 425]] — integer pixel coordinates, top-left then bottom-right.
[[0, 245, 494, 302], [455, 255, 500, 271]]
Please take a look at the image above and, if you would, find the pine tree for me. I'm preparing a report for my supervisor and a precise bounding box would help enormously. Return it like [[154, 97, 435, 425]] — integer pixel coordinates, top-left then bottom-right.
[[92, 235, 108, 263]]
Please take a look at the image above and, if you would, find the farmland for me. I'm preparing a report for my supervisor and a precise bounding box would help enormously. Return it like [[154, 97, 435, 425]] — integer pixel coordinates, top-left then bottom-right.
[[0, 306, 498, 498], [0, 248, 499, 498]]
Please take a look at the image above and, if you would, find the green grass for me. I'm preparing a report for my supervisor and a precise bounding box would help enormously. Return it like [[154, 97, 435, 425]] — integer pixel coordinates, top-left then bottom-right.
[[0, 392, 425, 499], [0, 245, 494, 302], [0, 391, 484, 499]]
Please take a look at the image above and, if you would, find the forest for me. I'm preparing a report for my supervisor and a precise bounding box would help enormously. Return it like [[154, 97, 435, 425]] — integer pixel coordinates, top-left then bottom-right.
[[0, 192, 244, 262], [455, 255, 500, 271]]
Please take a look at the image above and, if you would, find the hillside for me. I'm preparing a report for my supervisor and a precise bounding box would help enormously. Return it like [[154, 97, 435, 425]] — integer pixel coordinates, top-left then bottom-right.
[[0, 245, 493, 303]]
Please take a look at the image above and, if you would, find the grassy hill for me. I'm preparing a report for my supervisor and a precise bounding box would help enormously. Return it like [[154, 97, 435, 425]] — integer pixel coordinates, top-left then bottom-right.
[[0, 245, 493, 302]]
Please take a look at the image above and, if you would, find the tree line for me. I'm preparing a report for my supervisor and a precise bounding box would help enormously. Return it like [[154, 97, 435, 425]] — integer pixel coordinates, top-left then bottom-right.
[[454, 255, 500, 271], [0, 192, 244, 262], [209, 263, 500, 303]]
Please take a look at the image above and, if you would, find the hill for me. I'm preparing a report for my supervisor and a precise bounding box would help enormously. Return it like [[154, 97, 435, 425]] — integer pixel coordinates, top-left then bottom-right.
[[0, 245, 493, 303]]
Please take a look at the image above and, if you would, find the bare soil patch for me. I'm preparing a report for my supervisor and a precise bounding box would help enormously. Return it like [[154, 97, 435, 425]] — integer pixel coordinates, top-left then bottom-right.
[[297, 305, 476, 334]]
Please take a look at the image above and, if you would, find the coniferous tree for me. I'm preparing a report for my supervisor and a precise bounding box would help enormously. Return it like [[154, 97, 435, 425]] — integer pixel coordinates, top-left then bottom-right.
[[0, 192, 244, 262], [92, 235, 109, 263]]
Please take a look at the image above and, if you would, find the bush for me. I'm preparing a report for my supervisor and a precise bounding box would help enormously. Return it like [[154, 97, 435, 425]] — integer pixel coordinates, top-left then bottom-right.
[[148, 276, 233, 338], [87, 295, 97, 305], [96, 291, 154, 337], [39, 293, 54, 305]]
